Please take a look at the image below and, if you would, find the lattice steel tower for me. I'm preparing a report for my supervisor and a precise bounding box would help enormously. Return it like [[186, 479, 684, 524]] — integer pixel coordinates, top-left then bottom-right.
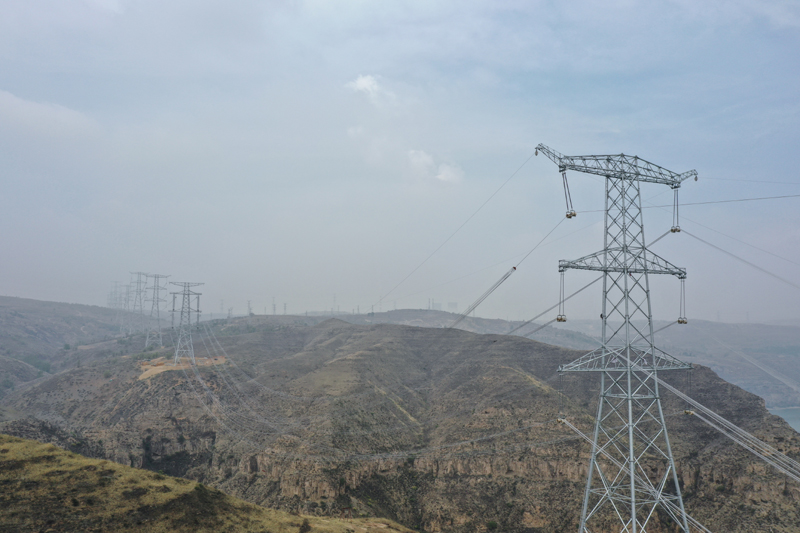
[[130, 272, 149, 333], [121, 282, 133, 334], [171, 282, 203, 365], [537, 144, 696, 533], [145, 274, 170, 349]]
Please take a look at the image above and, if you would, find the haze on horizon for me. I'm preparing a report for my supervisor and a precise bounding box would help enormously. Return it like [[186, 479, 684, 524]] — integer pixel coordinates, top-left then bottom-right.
[[1, 0, 799, 325]]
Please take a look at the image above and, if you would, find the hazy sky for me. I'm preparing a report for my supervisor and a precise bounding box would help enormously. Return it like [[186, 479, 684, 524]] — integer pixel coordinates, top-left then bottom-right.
[[2, 0, 799, 323]]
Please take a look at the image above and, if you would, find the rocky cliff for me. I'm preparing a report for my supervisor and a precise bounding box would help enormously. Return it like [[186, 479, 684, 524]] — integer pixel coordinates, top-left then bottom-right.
[[2, 317, 799, 532]]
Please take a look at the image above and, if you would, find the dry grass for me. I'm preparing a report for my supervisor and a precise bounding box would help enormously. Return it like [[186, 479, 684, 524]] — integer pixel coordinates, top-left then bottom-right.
[[0, 433, 412, 533], [137, 356, 227, 381]]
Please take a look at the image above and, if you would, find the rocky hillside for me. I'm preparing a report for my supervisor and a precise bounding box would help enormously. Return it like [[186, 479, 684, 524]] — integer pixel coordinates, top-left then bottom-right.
[[0, 295, 127, 391], [0, 432, 412, 533], [337, 309, 599, 350], [0, 355, 41, 400], [341, 310, 800, 409], [2, 316, 799, 532]]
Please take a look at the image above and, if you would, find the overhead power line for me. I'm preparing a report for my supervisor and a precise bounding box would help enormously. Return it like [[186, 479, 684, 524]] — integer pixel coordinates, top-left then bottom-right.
[[448, 217, 566, 329], [515, 218, 565, 268], [642, 192, 800, 270], [654, 374, 800, 484], [390, 217, 600, 307], [663, 193, 800, 207], [679, 215, 800, 268], [507, 276, 602, 336], [376, 150, 538, 306], [579, 193, 800, 214], [702, 177, 800, 185], [449, 267, 516, 329], [682, 230, 800, 292]]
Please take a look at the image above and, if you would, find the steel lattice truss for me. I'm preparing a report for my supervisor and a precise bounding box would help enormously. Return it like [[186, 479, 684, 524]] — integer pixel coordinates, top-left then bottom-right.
[[130, 271, 149, 334], [537, 144, 697, 533], [536, 144, 697, 187], [171, 282, 203, 366], [145, 273, 170, 350]]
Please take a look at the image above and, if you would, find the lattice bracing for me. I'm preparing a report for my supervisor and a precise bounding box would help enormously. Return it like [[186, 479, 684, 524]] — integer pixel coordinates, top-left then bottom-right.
[[536, 144, 697, 188], [539, 144, 697, 532], [171, 282, 203, 366], [560, 346, 691, 373], [145, 273, 170, 349], [559, 250, 685, 278]]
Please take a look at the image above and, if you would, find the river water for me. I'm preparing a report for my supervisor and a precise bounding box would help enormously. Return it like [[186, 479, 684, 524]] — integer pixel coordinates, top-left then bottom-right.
[[768, 407, 800, 433]]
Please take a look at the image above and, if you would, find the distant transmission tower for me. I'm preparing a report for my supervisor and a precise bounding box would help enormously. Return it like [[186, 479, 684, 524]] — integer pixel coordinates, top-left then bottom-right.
[[107, 282, 118, 309], [130, 272, 149, 333], [145, 274, 169, 349], [108, 281, 123, 323], [538, 144, 697, 533], [170, 282, 203, 365], [121, 283, 133, 334]]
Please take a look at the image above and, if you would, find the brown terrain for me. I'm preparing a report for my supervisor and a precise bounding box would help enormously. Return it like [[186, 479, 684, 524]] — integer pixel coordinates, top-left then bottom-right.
[[0, 298, 799, 532], [0, 432, 412, 533]]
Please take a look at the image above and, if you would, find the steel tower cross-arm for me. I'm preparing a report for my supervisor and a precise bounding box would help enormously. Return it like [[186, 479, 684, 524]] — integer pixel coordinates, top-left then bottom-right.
[[538, 143, 697, 533], [535, 144, 697, 188]]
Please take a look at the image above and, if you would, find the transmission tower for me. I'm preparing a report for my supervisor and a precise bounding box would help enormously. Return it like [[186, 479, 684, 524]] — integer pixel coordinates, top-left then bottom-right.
[[108, 281, 123, 325], [537, 144, 697, 533], [170, 282, 203, 365], [145, 274, 169, 349], [130, 272, 149, 333], [121, 283, 133, 334], [107, 282, 118, 309]]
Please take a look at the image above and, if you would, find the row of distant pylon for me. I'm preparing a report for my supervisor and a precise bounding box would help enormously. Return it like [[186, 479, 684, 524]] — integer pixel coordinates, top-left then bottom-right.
[[107, 273, 202, 365]]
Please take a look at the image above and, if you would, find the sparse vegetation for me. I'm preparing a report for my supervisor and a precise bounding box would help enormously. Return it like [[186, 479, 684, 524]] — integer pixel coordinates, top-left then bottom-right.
[[0, 433, 412, 533], [2, 307, 800, 533]]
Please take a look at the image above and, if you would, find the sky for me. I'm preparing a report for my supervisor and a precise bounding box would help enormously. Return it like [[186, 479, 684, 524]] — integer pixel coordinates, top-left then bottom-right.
[[1, 0, 800, 324]]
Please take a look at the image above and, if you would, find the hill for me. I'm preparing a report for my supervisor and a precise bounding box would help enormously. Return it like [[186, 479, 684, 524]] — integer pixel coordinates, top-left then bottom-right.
[[332, 309, 599, 351], [0, 355, 41, 400], [0, 294, 126, 400], [2, 316, 799, 532], [553, 318, 800, 409], [336, 310, 800, 410], [0, 432, 411, 533], [0, 296, 121, 361]]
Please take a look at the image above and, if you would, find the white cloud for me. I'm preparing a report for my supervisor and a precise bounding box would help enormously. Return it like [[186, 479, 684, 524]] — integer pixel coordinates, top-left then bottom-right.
[[345, 74, 397, 107], [434, 163, 464, 183], [346, 74, 380, 96], [407, 149, 463, 184], [0, 90, 99, 140], [408, 149, 435, 175]]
